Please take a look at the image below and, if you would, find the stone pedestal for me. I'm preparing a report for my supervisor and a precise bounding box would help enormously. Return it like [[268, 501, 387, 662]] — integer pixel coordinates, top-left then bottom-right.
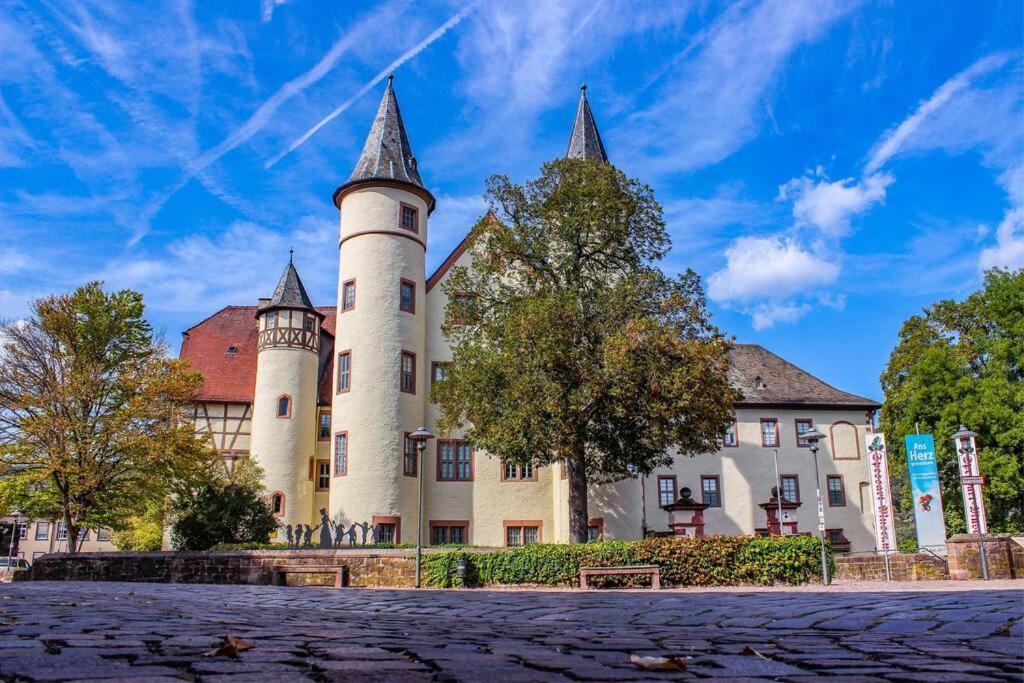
[[947, 534, 1022, 580], [759, 498, 802, 536], [664, 488, 710, 537]]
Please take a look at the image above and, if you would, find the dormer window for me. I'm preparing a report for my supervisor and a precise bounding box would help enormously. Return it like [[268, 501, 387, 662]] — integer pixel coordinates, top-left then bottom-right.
[[753, 376, 767, 390]]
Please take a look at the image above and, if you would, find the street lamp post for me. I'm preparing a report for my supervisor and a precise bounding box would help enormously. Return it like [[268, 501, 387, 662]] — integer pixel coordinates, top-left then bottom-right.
[[6, 509, 21, 571], [801, 428, 830, 586], [408, 427, 435, 588], [952, 426, 988, 581]]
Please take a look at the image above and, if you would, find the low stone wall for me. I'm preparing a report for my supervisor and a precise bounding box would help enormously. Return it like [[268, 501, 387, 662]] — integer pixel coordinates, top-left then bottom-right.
[[23, 549, 422, 588], [835, 553, 948, 581], [946, 534, 1022, 580]]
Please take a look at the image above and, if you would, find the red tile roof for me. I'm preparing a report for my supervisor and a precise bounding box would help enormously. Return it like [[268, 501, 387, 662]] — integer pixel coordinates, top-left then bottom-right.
[[180, 306, 336, 403]]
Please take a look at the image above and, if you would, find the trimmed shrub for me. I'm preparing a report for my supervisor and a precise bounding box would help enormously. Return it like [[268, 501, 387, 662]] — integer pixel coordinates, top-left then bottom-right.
[[423, 535, 832, 588]]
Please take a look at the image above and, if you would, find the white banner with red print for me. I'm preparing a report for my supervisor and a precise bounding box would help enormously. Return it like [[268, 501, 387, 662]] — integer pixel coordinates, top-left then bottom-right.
[[955, 434, 989, 535], [865, 434, 897, 554]]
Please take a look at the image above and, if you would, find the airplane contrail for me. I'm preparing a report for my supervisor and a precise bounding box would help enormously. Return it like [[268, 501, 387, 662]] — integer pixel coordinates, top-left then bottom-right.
[[265, 1, 477, 169]]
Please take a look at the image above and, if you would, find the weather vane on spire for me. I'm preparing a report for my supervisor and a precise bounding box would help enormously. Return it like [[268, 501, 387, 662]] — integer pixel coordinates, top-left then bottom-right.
[[289, 247, 294, 264]]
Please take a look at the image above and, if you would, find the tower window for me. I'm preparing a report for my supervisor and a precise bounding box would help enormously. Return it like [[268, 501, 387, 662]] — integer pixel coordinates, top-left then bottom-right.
[[827, 475, 846, 506], [271, 492, 285, 516], [760, 418, 778, 447], [657, 475, 677, 507], [276, 395, 291, 419], [337, 351, 351, 393], [780, 475, 800, 503], [342, 280, 356, 311], [227, 345, 238, 354], [431, 361, 449, 386], [438, 440, 472, 481], [334, 432, 348, 476], [403, 433, 417, 476], [318, 412, 331, 440], [316, 460, 330, 491], [701, 475, 721, 507], [400, 203, 418, 232], [399, 279, 415, 313], [400, 351, 415, 394]]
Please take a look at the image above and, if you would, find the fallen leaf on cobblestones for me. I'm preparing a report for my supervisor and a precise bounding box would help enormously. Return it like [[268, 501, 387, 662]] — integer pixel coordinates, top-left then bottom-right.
[[741, 646, 769, 660], [206, 635, 255, 657], [630, 654, 687, 671]]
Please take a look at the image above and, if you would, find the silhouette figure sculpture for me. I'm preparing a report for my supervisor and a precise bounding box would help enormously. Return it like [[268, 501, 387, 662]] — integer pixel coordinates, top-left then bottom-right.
[[318, 508, 332, 549], [303, 525, 314, 547], [292, 524, 303, 547], [284, 524, 294, 548], [346, 524, 358, 547], [333, 522, 345, 548], [359, 521, 371, 546]]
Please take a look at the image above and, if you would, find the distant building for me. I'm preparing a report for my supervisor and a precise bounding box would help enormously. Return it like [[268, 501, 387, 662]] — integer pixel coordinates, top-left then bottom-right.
[[180, 80, 882, 551], [0, 517, 114, 562]]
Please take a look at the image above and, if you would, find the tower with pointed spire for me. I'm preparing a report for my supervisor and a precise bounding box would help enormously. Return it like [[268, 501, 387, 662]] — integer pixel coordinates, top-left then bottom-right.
[[329, 76, 434, 539], [567, 85, 608, 161], [248, 258, 325, 530]]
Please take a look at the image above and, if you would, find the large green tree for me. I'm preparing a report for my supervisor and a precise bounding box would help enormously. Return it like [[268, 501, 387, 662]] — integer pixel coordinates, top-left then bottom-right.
[[433, 158, 737, 543], [880, 268, 1023, 535], [0, 282, 220, 552]]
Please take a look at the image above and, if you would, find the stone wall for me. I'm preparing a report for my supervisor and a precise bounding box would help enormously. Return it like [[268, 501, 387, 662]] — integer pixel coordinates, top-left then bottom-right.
[[946, 534, 1022, 580], [23, 549, 421, 588], [834, 553, 948, 581]]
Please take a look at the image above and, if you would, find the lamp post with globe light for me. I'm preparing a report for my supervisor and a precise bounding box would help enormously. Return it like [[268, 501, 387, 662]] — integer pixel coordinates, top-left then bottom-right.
[[5, 509, 22, 571], [952, 426, 988, 581], [408, 426, 434, 588], [800, 428, 830, 585]]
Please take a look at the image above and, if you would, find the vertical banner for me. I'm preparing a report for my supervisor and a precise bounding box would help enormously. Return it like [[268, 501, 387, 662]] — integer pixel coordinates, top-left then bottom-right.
[[955, 435, 988, 535], [904, 434, 947, 554], [866, 434, 897, 554]]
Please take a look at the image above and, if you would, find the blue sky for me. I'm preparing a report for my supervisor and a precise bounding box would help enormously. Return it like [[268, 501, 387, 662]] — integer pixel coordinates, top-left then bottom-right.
[[1, 0, 1021, 402]]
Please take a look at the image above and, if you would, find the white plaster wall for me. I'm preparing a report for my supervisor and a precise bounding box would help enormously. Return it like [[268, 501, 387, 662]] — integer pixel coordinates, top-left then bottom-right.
[[249, 315, 319, 529], [331, 186, 427, 539]]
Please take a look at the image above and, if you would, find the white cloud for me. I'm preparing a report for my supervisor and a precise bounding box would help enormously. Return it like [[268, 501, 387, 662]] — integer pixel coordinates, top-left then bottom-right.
[[978, 207, 1024, 271], [708, 235, 839, 303], [99, 216, 338, 314], [865, 52, 1014, 174], [261, 0, 288, 23], [749, 301, 813, 331], [621, 0, 857, 174], [779, 170, 893, 237]]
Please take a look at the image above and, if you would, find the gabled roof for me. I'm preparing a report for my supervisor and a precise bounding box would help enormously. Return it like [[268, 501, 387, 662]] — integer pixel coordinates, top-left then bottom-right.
[[334, 75, 436, 212], [180, 306, 336, 403], [728, 344, 880, 410], [258, 259, 320, 317], [180, 317, 877, 411], [566, 85, 608, 162]]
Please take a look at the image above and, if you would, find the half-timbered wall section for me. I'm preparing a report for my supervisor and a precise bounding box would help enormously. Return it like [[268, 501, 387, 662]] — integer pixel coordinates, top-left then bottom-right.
[[258, 310, 320, 352], [191, 402, 252, 459]]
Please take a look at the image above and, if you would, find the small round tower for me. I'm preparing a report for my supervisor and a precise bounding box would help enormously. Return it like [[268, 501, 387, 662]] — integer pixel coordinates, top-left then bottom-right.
[[329, 76, 434, 542], [249, 257, 324, 531]]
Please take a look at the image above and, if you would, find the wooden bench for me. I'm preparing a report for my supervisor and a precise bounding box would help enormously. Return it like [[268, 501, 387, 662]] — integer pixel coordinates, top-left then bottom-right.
[[579, 565, 660, 590], [273, 565, 348, 588]]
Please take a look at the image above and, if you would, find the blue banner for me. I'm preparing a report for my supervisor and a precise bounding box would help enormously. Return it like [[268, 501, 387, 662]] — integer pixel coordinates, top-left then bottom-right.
[[904, 434, 947, 554]]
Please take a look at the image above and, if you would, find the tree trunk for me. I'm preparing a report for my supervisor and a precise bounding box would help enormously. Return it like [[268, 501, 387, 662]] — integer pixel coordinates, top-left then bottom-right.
[[63, 509, 79, 555], [565, 443, 589, 543]]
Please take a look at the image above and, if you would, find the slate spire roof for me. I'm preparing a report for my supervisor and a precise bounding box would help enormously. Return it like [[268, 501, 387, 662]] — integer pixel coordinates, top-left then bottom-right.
[[349, 75, 425, 189], [257, 256, 321, 317], [566, 85, 608, 162]]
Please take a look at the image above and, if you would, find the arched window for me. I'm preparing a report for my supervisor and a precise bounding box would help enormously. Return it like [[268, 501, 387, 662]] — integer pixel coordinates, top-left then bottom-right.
[[277, 394, 291, 419], [271, 491, 285, 516]]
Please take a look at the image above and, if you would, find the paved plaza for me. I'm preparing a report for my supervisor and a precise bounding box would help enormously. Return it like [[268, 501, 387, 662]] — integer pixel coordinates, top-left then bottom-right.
[[0, 580, 1020, 681]]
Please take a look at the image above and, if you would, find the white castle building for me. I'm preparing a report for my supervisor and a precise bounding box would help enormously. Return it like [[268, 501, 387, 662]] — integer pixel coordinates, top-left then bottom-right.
[[181, 79, 882, 552]]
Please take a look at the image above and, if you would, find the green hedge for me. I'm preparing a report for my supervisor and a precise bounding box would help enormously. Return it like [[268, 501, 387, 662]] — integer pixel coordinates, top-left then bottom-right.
[[424, 535, 834, 588]]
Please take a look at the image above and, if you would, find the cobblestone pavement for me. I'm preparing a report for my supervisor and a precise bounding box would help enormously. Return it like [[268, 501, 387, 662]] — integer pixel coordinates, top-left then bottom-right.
[[0, 580, 1021, 681]]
